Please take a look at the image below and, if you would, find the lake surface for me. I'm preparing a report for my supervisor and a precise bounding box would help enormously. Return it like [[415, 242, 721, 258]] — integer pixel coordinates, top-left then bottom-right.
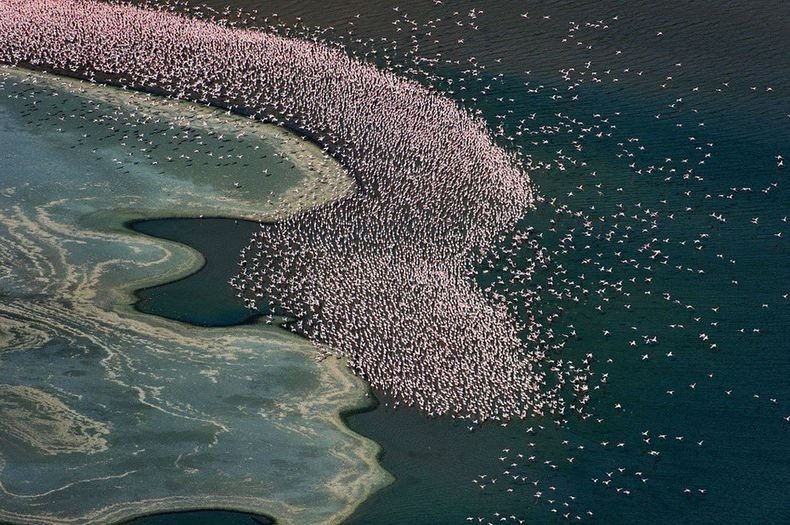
[[132, 218, 260, 327], [0, 64, 385, 525], [2, 0, 788, 524], [123, 1, 788, 523]]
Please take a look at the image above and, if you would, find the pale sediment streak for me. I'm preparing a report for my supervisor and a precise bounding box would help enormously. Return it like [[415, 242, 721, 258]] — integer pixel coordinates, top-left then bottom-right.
[[0, 385, 110, 456], [0, 64, 389, 524], [0, 465, 135, 499]]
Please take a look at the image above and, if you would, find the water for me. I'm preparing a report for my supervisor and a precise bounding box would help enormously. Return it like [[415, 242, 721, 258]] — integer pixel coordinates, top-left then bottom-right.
[[334, 2, 789, 521], [123, 510, 272, 525], [131, 218, 259, 326], [0, 66, 387, 525], [2, 0, 788, 523], [123, 1, 787, 523]]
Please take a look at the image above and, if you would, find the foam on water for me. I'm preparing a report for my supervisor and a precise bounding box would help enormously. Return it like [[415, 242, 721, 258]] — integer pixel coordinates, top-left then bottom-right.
[[0, 385, 110, 456]]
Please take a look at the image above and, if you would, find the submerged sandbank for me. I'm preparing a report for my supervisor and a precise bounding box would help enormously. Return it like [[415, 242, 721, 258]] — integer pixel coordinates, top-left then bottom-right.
[[0, 65, 390, 525]]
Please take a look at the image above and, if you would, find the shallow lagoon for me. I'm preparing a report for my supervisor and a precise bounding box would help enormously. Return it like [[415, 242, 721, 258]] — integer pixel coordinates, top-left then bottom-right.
[[0, 67, 387, 525]]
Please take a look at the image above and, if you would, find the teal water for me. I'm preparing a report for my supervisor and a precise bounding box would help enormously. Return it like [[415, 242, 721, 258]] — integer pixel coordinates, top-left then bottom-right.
[[129, 206, 789, 524], [2, 0, 788, 524]]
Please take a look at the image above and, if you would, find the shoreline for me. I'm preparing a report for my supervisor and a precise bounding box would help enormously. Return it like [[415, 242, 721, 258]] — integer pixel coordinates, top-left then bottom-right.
[[118, 508, 274, 525], [87, 140, 392, 525], [2, 63, 357, 225], [3, 61, 363, 202], [118, 214, 394, 525], [0, 64, 392, 525]]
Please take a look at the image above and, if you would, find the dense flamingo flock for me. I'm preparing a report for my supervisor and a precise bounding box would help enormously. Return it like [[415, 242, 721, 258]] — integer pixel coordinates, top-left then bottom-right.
[[0, 0, 587, 421]]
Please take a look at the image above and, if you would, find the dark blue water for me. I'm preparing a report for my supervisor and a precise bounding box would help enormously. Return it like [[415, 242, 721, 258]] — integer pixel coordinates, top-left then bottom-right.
[[122, 510, 272, 525], [123, 1, 787, 524], [131, 218, 260, 326]]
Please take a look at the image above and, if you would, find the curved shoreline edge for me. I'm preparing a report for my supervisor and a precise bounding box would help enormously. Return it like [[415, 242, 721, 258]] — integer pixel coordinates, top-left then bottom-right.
[[116, 218, 394, 525], [74, 120, 393, 525], [119, 215, 394, 525], [0, 63, 393, 525]]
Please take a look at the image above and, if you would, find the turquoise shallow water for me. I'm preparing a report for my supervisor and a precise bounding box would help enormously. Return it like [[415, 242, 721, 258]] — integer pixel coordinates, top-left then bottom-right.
[[0, 64, 386, 525], [2, 0, 788, 524]]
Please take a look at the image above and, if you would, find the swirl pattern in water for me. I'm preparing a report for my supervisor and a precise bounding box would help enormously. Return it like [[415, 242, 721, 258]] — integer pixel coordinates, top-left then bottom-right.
[[0, 62, 387, 525]]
